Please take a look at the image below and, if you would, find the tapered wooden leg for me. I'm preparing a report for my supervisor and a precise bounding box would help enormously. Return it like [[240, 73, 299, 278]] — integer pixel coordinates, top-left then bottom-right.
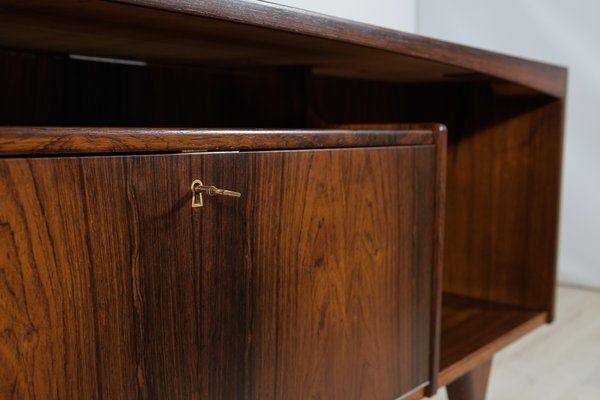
[[446, 359, 492, 400]]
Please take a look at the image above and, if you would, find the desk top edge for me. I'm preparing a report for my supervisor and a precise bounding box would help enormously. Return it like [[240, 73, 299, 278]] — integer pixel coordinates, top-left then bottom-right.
[[114, 0, 567, 97], [0, 0, 567, 98], [0, 126, 441, 156]]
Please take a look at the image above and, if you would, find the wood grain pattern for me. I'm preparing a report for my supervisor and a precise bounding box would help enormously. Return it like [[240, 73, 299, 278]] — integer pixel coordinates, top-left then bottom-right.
[[122, 0, 565, 95], [446, 360, 492, 400], [438, 294, 547, 387], [0, 0, 566, 96], [309, 78, 563, 321], [326, 123, 445, 398], [390, 292, 548, 400], [0, 49, 308, 128], [268, 147, 435, 399], [441, 93, 564, 317], [0, 126, 434, 156], [0, 1, 566, 396], [427, 125, 447, 396], [0, 145, 439, 399]]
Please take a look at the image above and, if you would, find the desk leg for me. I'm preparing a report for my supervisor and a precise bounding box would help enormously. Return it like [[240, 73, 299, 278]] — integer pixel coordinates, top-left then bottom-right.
[[446, 359, 492, 400]]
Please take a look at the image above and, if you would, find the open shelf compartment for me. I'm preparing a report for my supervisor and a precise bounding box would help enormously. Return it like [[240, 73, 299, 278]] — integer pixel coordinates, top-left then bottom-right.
[[438, 293, 547, 386]]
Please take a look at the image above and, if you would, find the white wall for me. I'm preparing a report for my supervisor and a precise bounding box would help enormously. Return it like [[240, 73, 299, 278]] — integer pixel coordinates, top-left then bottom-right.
[[418, 0, 600, 288], [272, 0, 416, 32]]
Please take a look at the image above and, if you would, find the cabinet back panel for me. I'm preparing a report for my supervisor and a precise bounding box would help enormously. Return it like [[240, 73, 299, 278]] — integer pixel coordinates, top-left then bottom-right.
[[0, 50, 307, 128]]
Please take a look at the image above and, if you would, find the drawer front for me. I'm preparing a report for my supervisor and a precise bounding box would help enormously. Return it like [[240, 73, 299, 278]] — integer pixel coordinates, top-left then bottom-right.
[[0, 146, 436, 399]]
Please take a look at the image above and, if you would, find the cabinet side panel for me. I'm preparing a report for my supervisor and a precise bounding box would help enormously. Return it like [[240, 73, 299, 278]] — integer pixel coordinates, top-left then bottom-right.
[[443, 95, 563, 314]]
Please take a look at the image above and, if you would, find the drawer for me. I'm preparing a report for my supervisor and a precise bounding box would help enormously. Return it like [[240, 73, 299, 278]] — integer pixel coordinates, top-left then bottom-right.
[[0, 129, 445, 399]]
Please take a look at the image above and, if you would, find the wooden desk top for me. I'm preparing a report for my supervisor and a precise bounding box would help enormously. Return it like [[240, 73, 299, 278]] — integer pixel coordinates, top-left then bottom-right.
[[0, 0, 567, 97]]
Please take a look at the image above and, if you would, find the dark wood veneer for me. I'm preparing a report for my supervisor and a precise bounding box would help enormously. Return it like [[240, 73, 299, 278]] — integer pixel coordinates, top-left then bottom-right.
[[0, 127, 434, 156], [0, 1, 566, 399], [309, 79, 564, 323], [439, 294, 547, 386], [0, 145, 437, 399], [0, 0, 566, 96]]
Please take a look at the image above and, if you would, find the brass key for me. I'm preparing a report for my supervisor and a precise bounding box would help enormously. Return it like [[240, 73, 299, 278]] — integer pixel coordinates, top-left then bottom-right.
[[191, 179, 241, 208]]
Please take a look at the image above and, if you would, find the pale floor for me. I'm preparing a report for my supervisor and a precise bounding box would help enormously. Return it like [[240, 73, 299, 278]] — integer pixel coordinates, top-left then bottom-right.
[[429, 285, 600, 400]]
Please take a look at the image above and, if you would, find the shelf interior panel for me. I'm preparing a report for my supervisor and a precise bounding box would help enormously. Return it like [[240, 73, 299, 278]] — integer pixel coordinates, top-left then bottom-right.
[[439, 293, 547, 386]]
